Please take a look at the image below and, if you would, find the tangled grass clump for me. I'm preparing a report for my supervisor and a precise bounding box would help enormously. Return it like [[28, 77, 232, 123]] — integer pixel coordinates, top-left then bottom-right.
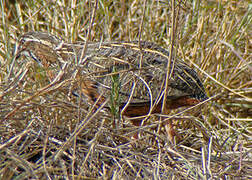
[[0, 0, 251, 179]]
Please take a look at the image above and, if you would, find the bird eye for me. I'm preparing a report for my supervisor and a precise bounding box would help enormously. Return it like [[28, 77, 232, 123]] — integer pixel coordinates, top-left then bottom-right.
[[19, 38, 26, 45]]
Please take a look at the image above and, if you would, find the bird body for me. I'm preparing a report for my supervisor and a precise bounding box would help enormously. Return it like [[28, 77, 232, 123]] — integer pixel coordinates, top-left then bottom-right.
[[15, 32, 208, 141]]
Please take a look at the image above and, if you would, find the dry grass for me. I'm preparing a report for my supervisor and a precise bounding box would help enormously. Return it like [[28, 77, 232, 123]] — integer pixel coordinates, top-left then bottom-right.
[[0, 0, 251, 179]]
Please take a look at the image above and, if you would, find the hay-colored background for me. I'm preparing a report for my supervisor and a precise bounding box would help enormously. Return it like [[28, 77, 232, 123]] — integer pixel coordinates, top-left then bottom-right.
[[0, 0, 251, 179]]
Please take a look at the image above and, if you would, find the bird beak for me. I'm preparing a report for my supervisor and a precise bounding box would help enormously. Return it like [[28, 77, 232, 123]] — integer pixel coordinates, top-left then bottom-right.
[[14, 41, 23, 60], [15, 50, 21, 60], [15, 47, 25, 61]]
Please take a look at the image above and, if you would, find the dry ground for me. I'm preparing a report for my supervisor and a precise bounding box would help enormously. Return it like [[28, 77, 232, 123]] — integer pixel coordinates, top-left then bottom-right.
[[0, 0, 251, 179]]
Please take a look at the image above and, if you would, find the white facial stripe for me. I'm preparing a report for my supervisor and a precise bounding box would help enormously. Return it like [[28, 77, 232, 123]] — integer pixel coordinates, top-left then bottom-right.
[[20, 36, 49, 45], [21, 51, 30, 57], [20, 37, 40, 43]]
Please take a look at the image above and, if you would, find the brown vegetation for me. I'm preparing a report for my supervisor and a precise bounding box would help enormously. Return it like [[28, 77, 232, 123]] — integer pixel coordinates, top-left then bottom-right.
[[0, 0, 251, 179]]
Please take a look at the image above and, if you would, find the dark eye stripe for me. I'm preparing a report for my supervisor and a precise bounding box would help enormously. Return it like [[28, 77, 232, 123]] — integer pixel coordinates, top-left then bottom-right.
[[29, 51, 42, 66]]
